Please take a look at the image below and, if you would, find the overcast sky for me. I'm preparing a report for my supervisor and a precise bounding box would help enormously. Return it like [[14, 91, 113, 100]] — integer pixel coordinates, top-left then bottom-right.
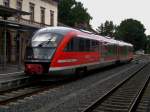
[[76, 0, 150, 35]]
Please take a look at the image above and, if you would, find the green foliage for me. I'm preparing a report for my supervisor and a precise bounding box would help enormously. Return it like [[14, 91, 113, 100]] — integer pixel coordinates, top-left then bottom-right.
[[58, 0, 92, 27], [58, 0, 75, 26], [116, 19, 146, 51], [147, 35, 150, 40], [96, 21, 116, 37]]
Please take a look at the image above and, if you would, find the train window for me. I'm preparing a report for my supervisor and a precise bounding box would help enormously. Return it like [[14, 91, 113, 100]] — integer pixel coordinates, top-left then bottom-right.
[[30, 32, 62, 48], [91, 40, 99, 51], [112, 45, 117, 56], [64, 37, 79, 52], [101, 42, 106, 56], [120, 46, 123, 56], [103, 43, 117, 57], [107, 44, 113, 56], [64, 37, 99, 52], [65, 38, 74, 51], [85, 39, 91, 51], [26, 47, 55, 60], [120, 46, 128, 56], [124, 46, 128, 56], [79, 38, 85, 51]]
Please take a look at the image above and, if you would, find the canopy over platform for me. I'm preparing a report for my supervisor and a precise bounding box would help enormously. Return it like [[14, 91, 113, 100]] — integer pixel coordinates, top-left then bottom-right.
[[0, 19, 39, 31], [0, 5, 33, 70], [0, 5, 30, 18]]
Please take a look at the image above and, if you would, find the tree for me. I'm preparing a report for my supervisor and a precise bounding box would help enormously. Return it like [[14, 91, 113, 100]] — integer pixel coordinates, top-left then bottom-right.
[[96, 21, 116, 37], [96, 24, 105, 36], [58, 0, 92, 28], [58, 0, 75, 26], [116, 19, 146, 51]]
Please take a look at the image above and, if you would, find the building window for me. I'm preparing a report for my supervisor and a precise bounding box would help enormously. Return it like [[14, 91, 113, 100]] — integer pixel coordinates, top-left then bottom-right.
[[16, 0, 23, 10], [3, 0, 10, 7], [50, 10, 54, 26], [16, 0, 23, 18], [29, 3, 35, 22], [41, 7, 45, 24]]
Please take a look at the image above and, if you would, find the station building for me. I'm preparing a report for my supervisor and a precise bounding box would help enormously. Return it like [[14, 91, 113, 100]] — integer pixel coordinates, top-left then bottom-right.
[[0, 0, 58, 66]]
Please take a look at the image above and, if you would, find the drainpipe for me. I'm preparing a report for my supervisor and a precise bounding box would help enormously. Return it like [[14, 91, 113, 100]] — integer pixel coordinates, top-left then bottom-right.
[[3, 17, 7, 70], [18, 30, 22, 69]]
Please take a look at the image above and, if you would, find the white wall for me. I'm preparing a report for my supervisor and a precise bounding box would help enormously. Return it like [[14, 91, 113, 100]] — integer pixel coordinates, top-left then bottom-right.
[[1, 0, 58, 26], [0, 0, 3, 5], [10, 0, 16, 9], [22, 0, 58, 26]]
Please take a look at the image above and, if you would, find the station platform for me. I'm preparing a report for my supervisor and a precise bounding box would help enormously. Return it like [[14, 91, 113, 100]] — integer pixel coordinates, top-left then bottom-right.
[[0, 64, 33, 92], [0, 64, 24, 76]]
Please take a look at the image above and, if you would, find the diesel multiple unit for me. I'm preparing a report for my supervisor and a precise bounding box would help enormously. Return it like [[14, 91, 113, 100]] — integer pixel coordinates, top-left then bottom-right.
[[25, 27, 133, 76]]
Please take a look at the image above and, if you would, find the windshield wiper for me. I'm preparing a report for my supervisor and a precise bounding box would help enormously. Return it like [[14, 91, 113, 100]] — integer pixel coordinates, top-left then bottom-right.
[[38, 38, 56, 47]]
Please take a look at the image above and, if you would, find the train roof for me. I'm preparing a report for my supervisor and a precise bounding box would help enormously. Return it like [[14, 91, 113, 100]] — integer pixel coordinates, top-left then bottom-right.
[[91, 35, 118, 45], [93, 35, 133, 47], [37, 26, 133, 47], [117, 40, 133, 47], [37, 26, 79, 35]]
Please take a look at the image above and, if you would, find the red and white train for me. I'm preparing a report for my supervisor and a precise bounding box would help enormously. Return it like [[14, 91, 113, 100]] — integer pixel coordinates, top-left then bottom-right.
[[25, 27, 133, 76]]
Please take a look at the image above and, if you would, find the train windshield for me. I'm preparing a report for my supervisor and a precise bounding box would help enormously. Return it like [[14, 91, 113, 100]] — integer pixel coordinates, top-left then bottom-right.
[[30, 32, 62, 47], [26, 47, 55, 60], [26, 32, 63, 60]]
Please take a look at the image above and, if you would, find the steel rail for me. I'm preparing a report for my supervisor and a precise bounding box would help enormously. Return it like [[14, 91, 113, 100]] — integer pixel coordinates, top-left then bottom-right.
[[128, 75, 150, 112], [0, 82, 64, 105], [81, 63, 149, 112], [0, 63, 135, 106]]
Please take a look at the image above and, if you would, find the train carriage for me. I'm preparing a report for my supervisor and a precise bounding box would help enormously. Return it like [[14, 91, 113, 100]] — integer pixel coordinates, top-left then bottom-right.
[[25, 27, 133, 77]]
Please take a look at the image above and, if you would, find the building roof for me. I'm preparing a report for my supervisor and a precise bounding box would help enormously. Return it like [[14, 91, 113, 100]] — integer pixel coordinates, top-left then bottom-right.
[[0, 5, 30, 18]]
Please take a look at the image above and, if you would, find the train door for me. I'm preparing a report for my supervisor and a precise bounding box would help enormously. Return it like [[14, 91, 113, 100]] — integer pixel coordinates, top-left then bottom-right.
[[118, 45, 122, 61], [99, 41, 103, 62], [114, 44, 117, 60], [116, 45, 119, 61], [100, 42, 105, 62]]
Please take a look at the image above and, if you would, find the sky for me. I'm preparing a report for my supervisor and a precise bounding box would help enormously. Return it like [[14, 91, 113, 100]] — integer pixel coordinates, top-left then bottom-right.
[[76, 0, 150, 35]]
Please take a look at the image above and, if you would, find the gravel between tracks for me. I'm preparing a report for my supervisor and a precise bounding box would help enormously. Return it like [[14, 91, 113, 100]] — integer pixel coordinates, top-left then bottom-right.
[[37, 63, 144, 112], [136, 78, 150, 112], [0, 62, 144, 112]]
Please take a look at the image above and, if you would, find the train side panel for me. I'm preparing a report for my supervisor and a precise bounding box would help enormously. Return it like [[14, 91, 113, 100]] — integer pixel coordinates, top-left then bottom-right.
[[49, 34, 101, 76]]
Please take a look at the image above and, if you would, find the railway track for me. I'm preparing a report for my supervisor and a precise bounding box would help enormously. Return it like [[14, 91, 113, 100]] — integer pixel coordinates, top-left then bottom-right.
[[0, 62, 136, 107], [81, 63, 150, 112], [136, 76, 150, 112], [0, 81, 66, 106], [0, 59, 148, 112]]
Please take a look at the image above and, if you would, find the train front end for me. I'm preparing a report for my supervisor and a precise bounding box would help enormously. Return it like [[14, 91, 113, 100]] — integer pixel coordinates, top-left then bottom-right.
[[24, 29, 63, 75]]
